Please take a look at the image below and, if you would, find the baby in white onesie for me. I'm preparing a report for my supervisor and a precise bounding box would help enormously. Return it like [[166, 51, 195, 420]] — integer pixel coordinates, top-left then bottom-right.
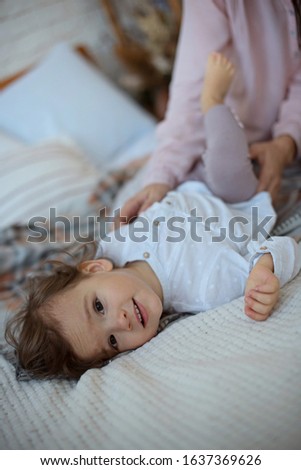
[[6, 54, 301, 379]]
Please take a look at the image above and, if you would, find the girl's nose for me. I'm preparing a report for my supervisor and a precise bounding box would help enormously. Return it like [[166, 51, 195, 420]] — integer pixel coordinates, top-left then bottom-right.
[[115, 310, 132, 331]]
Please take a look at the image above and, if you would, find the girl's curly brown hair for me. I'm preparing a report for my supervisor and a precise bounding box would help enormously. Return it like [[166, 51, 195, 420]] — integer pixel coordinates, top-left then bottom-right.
[[5, 245, 106, 380]]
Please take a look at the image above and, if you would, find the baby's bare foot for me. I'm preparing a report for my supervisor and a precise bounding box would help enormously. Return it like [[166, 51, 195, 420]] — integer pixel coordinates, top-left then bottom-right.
[[201, 52, 235, 113]]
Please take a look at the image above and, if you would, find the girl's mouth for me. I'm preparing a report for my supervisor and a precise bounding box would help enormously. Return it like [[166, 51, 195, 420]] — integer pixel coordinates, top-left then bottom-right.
[[133, 299, 148, 327]]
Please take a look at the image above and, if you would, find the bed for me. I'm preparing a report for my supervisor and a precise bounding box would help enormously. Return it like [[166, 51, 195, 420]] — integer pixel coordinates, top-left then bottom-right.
[[0, 44, 301, 450]]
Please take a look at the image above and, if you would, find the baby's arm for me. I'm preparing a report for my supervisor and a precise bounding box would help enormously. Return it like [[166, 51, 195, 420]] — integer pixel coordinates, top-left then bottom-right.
[[244, 254, 279, 321]]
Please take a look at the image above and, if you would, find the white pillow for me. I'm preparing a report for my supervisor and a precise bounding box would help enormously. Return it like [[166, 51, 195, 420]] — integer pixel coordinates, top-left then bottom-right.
[[0, 138, 103, 229], [0, 130, 26, 157], [107, 127, 156, 170], [0, 43, 156, 169]]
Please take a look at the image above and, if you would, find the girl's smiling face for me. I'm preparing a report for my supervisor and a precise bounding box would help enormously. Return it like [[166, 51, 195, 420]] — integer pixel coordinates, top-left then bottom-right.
[[48, 259, 163, 362]]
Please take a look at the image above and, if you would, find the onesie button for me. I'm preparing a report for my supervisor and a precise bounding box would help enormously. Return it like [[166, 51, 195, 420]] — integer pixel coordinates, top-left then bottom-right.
[[143, 252, 150, 259], [259, 246, 267, 250]]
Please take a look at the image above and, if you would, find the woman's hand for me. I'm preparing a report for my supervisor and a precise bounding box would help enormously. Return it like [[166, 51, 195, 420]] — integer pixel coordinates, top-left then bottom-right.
[[114, 183, 172, 228], [249, 135, 296, 202], [244, 254, 280, 321]]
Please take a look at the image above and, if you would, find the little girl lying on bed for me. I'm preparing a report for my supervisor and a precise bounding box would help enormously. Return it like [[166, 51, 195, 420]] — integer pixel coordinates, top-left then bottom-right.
[[6, 53, 301, 379]]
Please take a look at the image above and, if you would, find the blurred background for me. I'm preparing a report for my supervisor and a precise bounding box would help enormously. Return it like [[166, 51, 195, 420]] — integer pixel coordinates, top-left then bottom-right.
[[0, 0, 182, 119]]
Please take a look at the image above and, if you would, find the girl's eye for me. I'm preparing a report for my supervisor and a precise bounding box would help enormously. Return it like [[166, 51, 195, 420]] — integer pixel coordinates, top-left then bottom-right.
[[109, 335, 118, 350], [94, 298, 104, 314]]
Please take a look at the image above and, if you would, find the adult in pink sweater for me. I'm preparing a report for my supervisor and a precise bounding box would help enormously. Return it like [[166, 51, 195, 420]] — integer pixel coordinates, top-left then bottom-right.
[[119, 0, 301, 223]]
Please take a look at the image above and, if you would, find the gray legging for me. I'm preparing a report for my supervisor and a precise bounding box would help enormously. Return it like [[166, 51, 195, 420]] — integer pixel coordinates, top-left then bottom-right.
[[202, 105, 258, 203]]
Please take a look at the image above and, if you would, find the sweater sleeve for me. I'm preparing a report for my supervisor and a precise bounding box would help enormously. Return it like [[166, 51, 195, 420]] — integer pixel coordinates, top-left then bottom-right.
[[272, 62, 301, 158], [248, 237, 301, 288], [143, 0, 232, 188]]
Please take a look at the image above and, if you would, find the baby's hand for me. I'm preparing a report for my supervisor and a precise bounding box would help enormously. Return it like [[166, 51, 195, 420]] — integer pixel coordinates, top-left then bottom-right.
[[244, 254, 280, 321]]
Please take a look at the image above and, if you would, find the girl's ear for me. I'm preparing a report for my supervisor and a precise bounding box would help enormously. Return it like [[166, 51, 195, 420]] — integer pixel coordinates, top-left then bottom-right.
[[78, 258, 114, 274]]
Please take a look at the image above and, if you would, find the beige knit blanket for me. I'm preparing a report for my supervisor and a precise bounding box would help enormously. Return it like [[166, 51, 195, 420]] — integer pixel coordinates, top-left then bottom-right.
[[1, 267, 300, 450]]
